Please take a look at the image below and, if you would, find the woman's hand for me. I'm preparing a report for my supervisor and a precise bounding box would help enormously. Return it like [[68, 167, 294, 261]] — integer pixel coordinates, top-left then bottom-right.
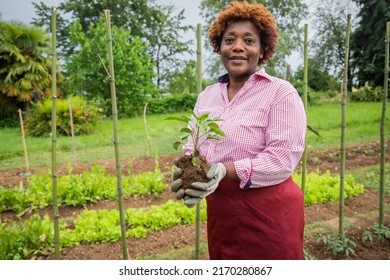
[[184, 163, 227, 202], [170, 167, 185, 200]]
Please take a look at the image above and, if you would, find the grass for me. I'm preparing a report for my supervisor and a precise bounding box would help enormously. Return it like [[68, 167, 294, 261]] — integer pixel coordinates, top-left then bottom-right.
[[305, 102, 389, 152], [0, 112, 185, 170], [0, 102, 389, 170]]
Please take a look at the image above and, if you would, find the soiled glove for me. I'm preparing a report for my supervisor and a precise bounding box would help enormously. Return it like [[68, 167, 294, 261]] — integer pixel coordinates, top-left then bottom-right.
[[170, 167, 185, 200], [183, 195, 202, 208], [184, 163, 227, 199]]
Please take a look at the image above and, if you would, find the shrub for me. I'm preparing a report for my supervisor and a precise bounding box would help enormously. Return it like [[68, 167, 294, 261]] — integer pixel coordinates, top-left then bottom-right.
[[24, 96, 101, 137], [349, 86, 384, 102], [293, 81, 318, 105], [146, 93, 197, 114]]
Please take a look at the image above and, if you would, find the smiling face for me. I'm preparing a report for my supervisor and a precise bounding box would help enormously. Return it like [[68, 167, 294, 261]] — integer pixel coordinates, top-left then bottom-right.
[[220, 20, 262, 82]]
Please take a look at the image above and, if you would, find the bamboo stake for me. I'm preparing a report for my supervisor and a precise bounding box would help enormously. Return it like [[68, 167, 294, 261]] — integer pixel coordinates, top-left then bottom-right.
[[50, 6, 60, 260], [18, 108, 29, 175], [143, 103, 153, 155], [68, 98, 77, 165], [379, 21, 389, 228], [301, 24, 309, 197], [339, 14, 351, 239], [104, 9, 129, 260], [195, 23, 202, 260]]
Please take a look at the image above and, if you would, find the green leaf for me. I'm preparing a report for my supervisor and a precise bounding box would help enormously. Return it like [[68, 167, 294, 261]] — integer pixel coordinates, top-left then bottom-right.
[[165, 116, 191, 123], [197, 113, 210, 124], [208, 123, 225, 136], [206, 135, 223, 141], [173, 141, 181, 150], [208, 117, 223, 122], [180, 127, 192, 134], [179, 132, 191, 140]]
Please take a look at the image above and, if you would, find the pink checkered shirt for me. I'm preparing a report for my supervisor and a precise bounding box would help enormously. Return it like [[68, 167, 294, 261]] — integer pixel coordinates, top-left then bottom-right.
[[183, 68, 306, 189]]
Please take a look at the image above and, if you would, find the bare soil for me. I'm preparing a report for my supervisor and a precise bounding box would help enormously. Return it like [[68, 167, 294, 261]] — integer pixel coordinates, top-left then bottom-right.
[[175, 154, 209, 191], [0, 140, 389, 260]]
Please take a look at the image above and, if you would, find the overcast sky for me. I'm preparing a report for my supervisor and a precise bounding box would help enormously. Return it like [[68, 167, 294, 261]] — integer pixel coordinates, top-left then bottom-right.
[[0, 0, 303, 70], [0, 0, 203, 33]]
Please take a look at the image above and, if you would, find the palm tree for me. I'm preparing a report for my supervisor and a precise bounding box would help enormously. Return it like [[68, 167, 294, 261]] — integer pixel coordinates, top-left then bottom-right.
[[0, 20, 56, 107]]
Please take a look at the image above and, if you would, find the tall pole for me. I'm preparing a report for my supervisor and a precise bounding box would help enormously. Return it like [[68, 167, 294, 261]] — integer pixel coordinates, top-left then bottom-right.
[[379, 21, 389, 228], [301, 24, 309, 197], [51, 6, 60, 260], [68, 98, 77, 165], [195, 23, 202, 260], [18, 109, 29, 174], [104, 9, 129, 260], [339, 14, 351, 239]]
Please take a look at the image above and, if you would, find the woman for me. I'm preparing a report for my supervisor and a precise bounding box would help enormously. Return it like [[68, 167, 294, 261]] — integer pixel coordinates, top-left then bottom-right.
[[171, 1, 306, 260]]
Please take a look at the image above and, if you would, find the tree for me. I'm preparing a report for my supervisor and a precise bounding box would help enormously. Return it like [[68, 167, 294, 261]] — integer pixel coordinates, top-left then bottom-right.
[[293, 58, 340, 92], [32, 0, 193, 88], [66, 19, 157, 117], [199, 0, 308, 78], [32, 1, 72, 58], [350, 0, 390, 87], [168, 60, 197, 94], [309, 0, 359, 80], [0, 20, 60, 105], [148, 4, 194, 89]]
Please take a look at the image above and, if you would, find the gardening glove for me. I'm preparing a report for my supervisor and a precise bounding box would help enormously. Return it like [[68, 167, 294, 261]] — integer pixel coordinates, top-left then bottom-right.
[[184, 163, 227, 198], [183, 195, 202, 208], [170, 167, 185, 200]]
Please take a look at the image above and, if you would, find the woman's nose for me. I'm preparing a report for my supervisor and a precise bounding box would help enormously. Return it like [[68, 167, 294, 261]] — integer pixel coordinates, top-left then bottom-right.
[[232, 39, 245, 52]]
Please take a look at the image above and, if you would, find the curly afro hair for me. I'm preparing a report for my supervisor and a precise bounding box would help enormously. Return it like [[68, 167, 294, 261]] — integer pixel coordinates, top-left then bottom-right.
[[209, 1, 278, 66]]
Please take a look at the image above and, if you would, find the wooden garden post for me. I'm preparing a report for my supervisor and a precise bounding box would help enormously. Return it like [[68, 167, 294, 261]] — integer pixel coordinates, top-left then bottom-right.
[[195, 23, 202, 260], [51, 6, 60, 260], [18, 108, 29, 174], [339, 14, 351, 239], [379, 21, 389, 228], [301, 24, 309, 197], [68, 98, 77, 165], [103, 9, 129, 260]]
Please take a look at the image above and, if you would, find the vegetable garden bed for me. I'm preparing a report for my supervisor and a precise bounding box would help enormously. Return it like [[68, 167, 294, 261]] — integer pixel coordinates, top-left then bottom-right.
[[0, 140, 389, 260]]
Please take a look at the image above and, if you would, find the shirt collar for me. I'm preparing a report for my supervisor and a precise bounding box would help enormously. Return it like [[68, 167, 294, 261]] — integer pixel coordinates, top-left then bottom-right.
[[218, 68, 273, 83]]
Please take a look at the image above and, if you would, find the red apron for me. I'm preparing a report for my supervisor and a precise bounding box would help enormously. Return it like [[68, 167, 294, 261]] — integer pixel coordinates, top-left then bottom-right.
[[206, 177, 304, 260]]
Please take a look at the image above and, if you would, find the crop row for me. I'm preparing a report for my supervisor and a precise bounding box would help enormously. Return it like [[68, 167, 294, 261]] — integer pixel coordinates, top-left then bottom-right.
[[0, 199, 207, 260], [0, 170, 364, 260], [0, 165, 167, 214]]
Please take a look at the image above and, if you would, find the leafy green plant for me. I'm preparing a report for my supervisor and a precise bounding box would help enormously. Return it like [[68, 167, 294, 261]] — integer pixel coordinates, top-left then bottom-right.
[[0, 199, 207, 259], [24, 96, 101, 137], [362, 223, 390, 243], [0, 165, 167, 214], [166, 111, 224, 190], [0, 214, 56, 260], [168, 111, 224, 162], [349, 86, 384, 102], [303, 248, 316, 260], [317, 234, 357, 257], [292, 171, 364, 206]]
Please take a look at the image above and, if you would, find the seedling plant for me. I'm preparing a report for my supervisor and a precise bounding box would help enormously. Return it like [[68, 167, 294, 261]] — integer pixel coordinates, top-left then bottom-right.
[[167, 111, 224, 191]]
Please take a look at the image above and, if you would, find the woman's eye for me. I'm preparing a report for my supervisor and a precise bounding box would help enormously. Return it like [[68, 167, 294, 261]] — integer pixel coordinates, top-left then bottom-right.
[[245, 38, 255, 44], [224, 37, 234, 43]]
